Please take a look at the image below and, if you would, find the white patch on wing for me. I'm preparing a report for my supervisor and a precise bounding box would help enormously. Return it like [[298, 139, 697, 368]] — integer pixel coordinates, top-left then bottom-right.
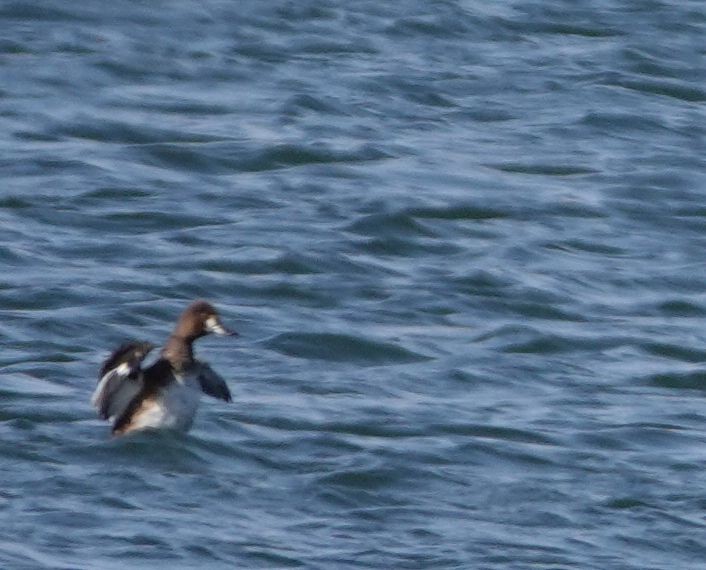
[[92, 368, 141, 420]]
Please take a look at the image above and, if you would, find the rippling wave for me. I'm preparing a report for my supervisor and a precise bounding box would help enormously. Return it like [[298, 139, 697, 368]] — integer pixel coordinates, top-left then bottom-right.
[[1, 0, 705, 568]]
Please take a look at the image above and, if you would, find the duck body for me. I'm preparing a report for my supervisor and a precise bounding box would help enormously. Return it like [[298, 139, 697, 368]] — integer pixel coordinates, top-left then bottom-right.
[[92, 300, 235, 437], [111, 360, 231, 435]]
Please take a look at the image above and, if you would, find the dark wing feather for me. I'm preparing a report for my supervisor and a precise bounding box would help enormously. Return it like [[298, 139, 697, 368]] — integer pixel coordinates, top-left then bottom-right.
[[99, 341, 155, 378], [197, 362, 232, 402], [111, 358, 173, 434], [92, 341, 155, 420]]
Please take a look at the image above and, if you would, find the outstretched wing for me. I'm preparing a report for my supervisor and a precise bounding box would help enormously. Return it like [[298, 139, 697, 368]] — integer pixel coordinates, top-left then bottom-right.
[[92, 341, 155, 420], [197, 362, 232, 402]]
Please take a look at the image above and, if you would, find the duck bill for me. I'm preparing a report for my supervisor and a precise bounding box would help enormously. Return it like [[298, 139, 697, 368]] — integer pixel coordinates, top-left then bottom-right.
[[206, 316, 237, 336]]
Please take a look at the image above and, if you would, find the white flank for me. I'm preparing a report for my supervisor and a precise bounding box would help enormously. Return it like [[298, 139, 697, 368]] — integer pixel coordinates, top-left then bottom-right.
[[129, 372, 202, 432]]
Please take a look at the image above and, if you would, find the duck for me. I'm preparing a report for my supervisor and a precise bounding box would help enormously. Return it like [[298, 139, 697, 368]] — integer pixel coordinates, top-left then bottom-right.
[[92, 300, 235, 436]]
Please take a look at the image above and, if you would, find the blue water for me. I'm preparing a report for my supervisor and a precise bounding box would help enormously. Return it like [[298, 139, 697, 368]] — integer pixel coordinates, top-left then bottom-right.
[[1, 1, 705, 568]]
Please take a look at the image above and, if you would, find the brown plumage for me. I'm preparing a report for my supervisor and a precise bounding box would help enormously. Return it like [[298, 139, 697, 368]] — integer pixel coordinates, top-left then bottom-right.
[[93, 300, 236, 436]]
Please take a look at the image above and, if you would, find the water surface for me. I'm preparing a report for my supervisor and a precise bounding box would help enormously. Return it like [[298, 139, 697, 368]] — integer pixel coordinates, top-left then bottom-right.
[[1, 1, 705, 568]]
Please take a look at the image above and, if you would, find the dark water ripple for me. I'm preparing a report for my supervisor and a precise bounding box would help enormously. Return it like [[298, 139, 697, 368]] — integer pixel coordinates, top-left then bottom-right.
[[1, 0, 706, 568]]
